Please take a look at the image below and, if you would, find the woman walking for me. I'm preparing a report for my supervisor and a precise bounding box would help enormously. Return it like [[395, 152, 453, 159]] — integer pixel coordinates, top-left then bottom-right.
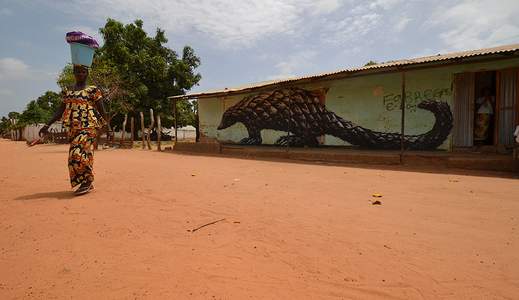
[[40, 32, 106, 196]]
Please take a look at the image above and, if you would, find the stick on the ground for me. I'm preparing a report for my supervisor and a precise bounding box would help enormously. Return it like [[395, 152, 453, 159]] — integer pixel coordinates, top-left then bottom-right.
[[27, 138, 43, 147], [189, 218, 226, 233]]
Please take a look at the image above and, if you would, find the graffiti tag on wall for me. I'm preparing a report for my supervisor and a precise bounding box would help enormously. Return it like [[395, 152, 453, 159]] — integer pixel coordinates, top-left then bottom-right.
[[383, 88, 452, 112], [217, 87, 453, 150]]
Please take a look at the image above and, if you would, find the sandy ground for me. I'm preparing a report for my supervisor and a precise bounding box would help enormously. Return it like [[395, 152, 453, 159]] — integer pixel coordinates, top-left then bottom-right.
[[1, 139, 519, 299]]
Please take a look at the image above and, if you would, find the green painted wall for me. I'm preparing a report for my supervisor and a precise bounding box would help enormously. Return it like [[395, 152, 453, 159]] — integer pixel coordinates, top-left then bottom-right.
[[199, 57, 519, 150]]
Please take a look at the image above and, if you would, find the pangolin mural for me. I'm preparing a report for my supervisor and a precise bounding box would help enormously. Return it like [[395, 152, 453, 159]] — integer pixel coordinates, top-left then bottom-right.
[[217, 87, 453, 150]]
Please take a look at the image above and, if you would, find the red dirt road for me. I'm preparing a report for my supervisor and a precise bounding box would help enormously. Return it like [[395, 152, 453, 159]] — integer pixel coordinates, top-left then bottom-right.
[[1, 139, 519, 299]]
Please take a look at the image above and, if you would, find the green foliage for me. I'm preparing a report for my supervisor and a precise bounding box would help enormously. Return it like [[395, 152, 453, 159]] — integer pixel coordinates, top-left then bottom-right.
[[1, 91, 62, 130], [57, 61, 130, 121], [57, 64, 75, 90], [175, 99, 196, 127], [96, 18, 201, 127], [2, 112, 23, 130], [7, 111, 20, 119], [0, 116, 10, 134], [36, 91, 61, 113], [90, 59, 130, 127], [364, 60, 378, 66], [18, 100, 51, 126]]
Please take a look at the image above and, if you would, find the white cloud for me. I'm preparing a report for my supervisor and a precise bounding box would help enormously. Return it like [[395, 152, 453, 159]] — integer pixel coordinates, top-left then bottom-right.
[[0, 8, 13, 16], [394, 17, 411, 32], [266, 50, 317, 80], [427, 0, 519, 50], [322, 13, 381, 45], [317, 0, 414, 46], [43, 0, 344, 48], [306, 0, 343, 15], [0, 58, 30, 80], [0, 58, 51, 82], [348, 0, 405, 14], [369, 0, 405, 10]]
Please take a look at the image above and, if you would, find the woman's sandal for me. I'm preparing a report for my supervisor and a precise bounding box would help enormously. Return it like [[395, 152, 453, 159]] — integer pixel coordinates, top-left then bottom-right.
[[74, 182, 94, 196]]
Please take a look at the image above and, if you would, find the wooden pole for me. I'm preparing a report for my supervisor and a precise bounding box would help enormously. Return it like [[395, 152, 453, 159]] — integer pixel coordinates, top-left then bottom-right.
[[495, 71, 501, 146], [130, 117, 135, 148], [287, 95, 291, 152], [140, 111, 145, 149], [111, 125, 117, 146], [400, 71, 406, 164], [9, 119, 15, 140], [147, 108, 154, 150], [174, 99, 178, 143], [195, 99, 200, 142], [157, 114, 162, 151], [121, 113, 127, 146], [516, 68, 519, 128]]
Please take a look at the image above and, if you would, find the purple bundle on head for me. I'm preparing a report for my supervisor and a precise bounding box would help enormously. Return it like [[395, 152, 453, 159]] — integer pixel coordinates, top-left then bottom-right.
[[66, 31, 99, 49]]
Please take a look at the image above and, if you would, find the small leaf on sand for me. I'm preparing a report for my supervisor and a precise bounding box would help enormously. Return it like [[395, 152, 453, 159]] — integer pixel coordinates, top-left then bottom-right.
[[372, 200, 382, 205]]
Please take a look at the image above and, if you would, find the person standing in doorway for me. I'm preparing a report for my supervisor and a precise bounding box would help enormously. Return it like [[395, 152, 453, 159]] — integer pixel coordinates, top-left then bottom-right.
[[474, 87, 495, 144], [39, 32, 106, 196]]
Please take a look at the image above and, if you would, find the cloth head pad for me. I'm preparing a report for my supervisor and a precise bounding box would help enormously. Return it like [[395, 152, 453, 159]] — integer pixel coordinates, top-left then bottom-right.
[[66, 31, 99, 49]]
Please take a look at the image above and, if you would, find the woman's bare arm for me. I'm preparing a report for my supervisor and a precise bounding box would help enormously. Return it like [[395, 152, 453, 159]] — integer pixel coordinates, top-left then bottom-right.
[[95, 99, 111, 135], [39, 103, 65, 136], [95, 99, 107, 120], [47, 103, 65, 126]]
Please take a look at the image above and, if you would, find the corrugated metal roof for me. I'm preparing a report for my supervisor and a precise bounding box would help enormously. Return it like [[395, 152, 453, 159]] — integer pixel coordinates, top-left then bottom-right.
[[170, 43, 519, 99]]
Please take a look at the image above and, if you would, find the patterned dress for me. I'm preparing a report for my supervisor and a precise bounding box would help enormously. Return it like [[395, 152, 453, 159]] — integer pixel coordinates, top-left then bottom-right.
[[61, 86, 105, 187]]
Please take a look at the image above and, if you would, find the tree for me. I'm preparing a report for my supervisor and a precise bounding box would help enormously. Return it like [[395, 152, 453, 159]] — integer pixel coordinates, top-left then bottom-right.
[[57, 64, 74, 90], [18, 100, 51, 126], [7, 111, 20, 119], [90, 59, 130, 129], [364, 60, 378, 66], [0, 116, 10, 134], [2, 91, 62, 129], [3, 111, 22, 130], [57, 61, 130, 133], [36, 91, 61, 113], [55, 18, 202, 129], [174, 99, 196, 127], [97, 18, 201, 127], [58, 62, 129, 118]]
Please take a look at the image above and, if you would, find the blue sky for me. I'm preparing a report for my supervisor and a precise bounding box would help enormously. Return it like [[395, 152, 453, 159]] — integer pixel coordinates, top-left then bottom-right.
[[1, 0, 519, 116]]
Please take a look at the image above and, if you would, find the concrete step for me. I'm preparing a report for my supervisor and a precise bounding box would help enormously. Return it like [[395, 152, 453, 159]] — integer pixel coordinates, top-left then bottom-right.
[[170, 142, 518, 172]]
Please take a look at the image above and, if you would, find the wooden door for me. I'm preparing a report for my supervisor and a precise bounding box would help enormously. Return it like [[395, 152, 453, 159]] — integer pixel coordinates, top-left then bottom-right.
[[496, 68, 518, 146], [453, 72, 475, 147]]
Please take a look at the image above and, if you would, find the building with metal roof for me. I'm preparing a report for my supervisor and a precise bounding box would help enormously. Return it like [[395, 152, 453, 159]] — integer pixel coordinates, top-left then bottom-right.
[[171, 43, 519, 100], [170, 43, 519, 158]]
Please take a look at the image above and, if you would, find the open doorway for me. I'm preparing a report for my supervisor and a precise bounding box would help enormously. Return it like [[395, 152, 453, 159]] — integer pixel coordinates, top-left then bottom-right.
[[454, 68, 518, 150], [473, 71, 496, 145]]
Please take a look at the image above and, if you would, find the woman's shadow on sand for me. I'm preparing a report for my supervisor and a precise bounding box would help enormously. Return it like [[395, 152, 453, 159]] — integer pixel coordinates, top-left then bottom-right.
[[15, 191, 74, 200]]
